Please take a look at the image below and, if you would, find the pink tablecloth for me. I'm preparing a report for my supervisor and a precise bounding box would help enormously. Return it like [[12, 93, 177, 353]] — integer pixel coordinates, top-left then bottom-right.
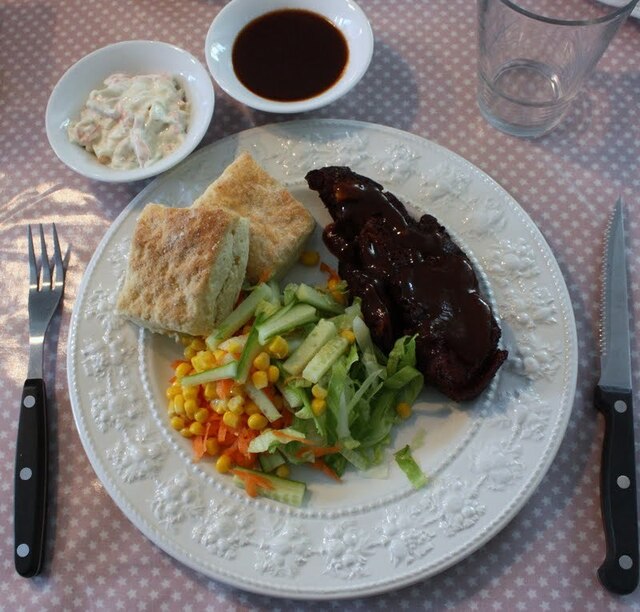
[[1, 0, 640, 609]]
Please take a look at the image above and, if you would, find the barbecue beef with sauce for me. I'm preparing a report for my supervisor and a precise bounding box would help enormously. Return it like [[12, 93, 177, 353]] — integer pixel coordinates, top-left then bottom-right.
[[306, 166, 507, 401]]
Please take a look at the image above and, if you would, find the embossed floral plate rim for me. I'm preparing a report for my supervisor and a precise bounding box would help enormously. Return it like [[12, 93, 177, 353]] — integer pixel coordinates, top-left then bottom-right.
[[67, 119, 578, 599]]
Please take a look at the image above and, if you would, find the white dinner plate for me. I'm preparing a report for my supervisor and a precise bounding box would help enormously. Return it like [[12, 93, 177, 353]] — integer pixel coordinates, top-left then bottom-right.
[[67, 119, 577, 599]]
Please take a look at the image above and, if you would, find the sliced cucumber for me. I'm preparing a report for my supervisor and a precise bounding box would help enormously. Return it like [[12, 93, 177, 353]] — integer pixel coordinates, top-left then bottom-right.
[[302, 335, 350, 384], [256, 303, 317, 345], [283, 319, 337, 375], [244, 381, 282, 422], [295, 283, 344, 314], [234, 324, 263, 384], [259, 452, 286, 473], [205, 283, 273, 350], [232, 467, 306, 506], [180, 361, 237, 387]]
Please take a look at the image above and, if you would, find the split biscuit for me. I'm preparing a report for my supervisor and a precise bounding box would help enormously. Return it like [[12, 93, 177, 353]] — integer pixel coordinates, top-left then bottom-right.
[[116, 203, 249, 337], [193, 152, 315, 283]]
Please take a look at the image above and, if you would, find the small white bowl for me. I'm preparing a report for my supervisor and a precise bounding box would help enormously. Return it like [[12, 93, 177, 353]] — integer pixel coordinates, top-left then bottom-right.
[[46, 40, 215, 182], [205, 0, 373, 113]]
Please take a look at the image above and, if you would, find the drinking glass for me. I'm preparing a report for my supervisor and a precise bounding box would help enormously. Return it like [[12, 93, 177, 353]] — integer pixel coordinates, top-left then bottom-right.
[[477, 0, 639, 137]]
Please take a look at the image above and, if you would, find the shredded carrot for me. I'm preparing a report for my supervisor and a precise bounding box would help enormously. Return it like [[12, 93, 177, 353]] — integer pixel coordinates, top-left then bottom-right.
[[272, 430, 310, 444], [232, 469, 274, 497], [258, 269, 272, 284], [192, 435, 206, 461], [231, 450, 257, 468], [218, 421, 229, 444], [238, 428, 257, 455], [312, 459, 341, 481], [297, 444, 341, 458], [222, 439, 239, 456], [216, 379, 234, 400], [320, 262, 340, 281]]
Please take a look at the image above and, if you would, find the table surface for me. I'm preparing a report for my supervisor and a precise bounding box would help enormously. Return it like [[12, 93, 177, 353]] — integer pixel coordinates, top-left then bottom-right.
[[1, 0, 640, 609]]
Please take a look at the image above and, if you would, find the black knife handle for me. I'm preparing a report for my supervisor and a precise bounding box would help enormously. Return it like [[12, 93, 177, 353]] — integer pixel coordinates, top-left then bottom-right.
[[14, 378, 47, 577], [595, 385, 639, 594]]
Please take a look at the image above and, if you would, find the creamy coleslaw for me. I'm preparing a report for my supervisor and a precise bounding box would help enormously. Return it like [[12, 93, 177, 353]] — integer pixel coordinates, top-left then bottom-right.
[[67, 73, 190, 170]]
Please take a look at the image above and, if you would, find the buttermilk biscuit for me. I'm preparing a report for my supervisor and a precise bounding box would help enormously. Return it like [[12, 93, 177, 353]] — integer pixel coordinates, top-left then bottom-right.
[[116, 203, 249, 337], [193, 152, 315, 283]]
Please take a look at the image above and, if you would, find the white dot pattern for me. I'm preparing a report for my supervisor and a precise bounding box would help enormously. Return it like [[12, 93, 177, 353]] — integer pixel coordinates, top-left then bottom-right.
[[1, 0, 640, 609]]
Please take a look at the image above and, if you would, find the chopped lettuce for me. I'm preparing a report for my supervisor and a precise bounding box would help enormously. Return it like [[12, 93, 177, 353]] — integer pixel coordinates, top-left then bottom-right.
[[394, 445, 428, 489]]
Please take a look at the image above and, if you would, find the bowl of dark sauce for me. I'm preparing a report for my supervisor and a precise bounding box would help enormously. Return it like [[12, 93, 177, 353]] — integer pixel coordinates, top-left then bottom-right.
[[205, 0, 373, 113]]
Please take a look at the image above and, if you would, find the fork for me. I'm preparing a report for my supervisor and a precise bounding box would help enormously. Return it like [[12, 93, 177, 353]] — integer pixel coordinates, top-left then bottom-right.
[[14, 224, 66, 578]]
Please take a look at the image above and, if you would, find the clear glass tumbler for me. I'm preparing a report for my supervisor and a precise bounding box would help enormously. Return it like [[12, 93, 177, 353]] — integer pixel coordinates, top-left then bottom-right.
[[477, 0, 638, 137]]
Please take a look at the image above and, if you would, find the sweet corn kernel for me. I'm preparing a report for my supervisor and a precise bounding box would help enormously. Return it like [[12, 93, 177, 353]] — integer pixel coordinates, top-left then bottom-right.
[[180, 335, 192, 346], [216, 455, 232, 473], [223, 411, 241, 429], [182, 385, 198, 400], [190, 338, 207, 352], [222, 337, 243, 355], [267, 365, 280, 383], [244, 401, 260, 416], [175, 362, 192, 378], [173, 395, 185, 415], [331, 290, 346, 305], [167, 403, 175, 416], [251, 370, 269, 389], [195, 350, 216, 371], [213, 349, 226, 364], [275, 465, 290, 478], [311, 384, 328, 399], [184, 346, 197, 360], [211, 399, 227, 414], [299, 250, 320, 266], [229, 383, 245, 397], [311, 398, 326, 416], [396, 402, 412, 419], [205, 438, 219, 456], [227, 395, 245, 415], [204, 382, 217, 400], [189, 422, 205, 436], [267, 336, 289, 359], [180, 427, 193, 438], [195, 408, 210, 423], [253, 352, 270, 371], [166, 384, 181, 399], [170, 416, 185, 431], [340, 329, 356, 344], [247, 413, 268, 430], [184, 399, 198, 419]]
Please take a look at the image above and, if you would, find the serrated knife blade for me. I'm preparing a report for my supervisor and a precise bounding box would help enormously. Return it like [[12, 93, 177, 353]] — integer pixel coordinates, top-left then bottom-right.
[[595, 197, 638, 595]]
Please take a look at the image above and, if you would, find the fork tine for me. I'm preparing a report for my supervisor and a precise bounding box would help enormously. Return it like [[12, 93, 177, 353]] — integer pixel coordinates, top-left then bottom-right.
[[39, 224, 51, 289], [51, 223, 64, 287], [27, 226, 38, 289]]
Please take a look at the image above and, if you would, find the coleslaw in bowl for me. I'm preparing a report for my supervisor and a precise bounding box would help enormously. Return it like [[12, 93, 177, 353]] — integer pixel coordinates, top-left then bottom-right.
[[46, 40, 215, 183]]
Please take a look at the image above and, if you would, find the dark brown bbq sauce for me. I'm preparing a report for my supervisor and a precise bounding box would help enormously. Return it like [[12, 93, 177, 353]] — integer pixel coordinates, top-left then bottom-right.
[[232, 9, 349, 102], [325, 179, 493, 366]]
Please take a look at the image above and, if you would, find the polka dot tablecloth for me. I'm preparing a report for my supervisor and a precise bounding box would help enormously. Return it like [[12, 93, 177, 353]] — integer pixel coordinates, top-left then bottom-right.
[[1, 0, 640, 609]]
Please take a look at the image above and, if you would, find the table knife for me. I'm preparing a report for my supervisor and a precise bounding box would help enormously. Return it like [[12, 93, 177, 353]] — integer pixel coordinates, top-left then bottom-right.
[[595, 197, 639, 595]]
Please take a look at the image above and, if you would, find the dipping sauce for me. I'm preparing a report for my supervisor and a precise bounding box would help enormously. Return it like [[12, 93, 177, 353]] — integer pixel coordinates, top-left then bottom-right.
[[67, 73, 190, 170], [232, 9, 349, 102]]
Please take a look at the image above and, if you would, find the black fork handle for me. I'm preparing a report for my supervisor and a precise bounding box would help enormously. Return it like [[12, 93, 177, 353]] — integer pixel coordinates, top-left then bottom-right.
[[14, 378, 47, 577]]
